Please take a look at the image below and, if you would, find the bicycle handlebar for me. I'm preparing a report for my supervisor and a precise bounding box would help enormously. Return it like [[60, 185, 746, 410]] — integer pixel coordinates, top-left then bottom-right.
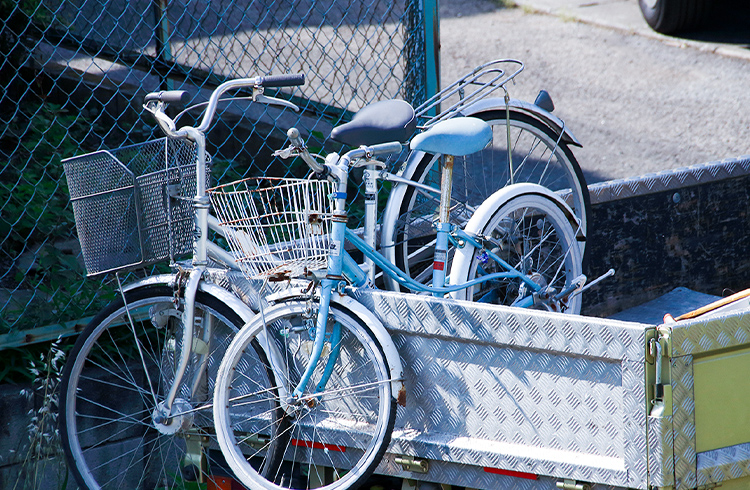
[[144, 90, 190, 104], [257, 74, 305, 88], [368, 142, 403, 157], [287, 128, 326, 174], [145, 73, 305, 138], [344, 142, 403, 161]]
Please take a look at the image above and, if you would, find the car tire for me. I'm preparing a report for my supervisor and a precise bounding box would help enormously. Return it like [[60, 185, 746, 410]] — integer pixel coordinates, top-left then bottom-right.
[[638, 0, 711, 34]]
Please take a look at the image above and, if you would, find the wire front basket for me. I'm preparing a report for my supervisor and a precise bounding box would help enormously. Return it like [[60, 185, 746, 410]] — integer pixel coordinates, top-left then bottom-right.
[[63, 138, 204, 276], [208, 177, 334, 279]]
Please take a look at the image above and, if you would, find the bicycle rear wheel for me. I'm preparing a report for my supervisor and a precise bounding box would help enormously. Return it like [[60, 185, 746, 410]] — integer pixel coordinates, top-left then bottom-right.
[[59, 285, 254, 490], [451, 191, 583, 313], [214, 301, 396, 490], [384, 110, 589, 289]]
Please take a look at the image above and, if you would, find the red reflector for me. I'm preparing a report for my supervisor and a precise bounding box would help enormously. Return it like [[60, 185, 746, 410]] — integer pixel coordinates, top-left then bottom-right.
[[291, 439, 346, 452], [433, 261, 445, 271], [484, 466, 538, 480]]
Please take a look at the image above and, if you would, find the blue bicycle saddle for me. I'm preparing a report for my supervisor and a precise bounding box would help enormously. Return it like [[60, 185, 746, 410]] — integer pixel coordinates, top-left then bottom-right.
[[330, 99, 417, 147], [410, 117, 492, 156]]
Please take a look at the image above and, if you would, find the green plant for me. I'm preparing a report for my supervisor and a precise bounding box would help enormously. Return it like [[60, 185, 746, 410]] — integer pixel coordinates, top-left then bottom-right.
[[12, 338, 68, 490]]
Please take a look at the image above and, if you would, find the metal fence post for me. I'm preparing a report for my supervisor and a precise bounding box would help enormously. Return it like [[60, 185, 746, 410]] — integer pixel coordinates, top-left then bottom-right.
[[423, 0, 440, 108], [152, 0, 174, 90]]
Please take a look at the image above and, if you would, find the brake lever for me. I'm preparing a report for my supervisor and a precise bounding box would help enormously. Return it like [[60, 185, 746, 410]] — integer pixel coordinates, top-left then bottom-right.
[[273, 145, 296, 160], [254, 94, 300, 112]]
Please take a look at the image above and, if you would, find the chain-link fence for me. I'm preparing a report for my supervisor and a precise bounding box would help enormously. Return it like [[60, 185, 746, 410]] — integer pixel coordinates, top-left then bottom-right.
[[0, 0, 434, 342]]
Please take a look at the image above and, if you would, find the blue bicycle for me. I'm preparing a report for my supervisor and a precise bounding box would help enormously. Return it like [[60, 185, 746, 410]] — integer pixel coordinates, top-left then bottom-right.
[[209, 100, 586, 490]]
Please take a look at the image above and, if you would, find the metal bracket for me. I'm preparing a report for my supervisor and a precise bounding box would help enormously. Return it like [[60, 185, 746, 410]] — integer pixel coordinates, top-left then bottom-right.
[[556, 480, 591, 490], [182, 431, 211, 483], [394, 455, 430, 474]]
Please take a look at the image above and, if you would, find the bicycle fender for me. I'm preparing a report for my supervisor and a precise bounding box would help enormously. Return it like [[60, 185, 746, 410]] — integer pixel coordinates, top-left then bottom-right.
[[466, 182, 580, 238], [236, 299, 404, 405], [120, 273, 257, 323], [448, 183, 582, 299], [332, 292, 406, 404], [121, 273, 179, 292], [461, 97, 582, 147]]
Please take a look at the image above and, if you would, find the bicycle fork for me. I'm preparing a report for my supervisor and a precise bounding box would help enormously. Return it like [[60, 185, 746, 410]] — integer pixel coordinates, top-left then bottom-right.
[[156, 127, 211, 423], [293, 190, 349, 399], [149, 268, 204, 427]]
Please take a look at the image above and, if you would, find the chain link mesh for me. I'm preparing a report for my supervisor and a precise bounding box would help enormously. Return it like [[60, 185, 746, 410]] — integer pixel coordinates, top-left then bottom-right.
[[0, 0, 427, 336]]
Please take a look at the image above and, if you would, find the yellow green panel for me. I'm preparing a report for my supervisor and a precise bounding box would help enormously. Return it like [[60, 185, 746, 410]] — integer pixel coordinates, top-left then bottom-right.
[[708, 474, 750, 489], [694, 347, 750, 453]]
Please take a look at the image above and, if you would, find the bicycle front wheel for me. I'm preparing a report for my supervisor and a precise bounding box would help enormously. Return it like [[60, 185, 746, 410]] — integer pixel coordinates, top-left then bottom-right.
[[451, 192, 583, 313], [59, 285, 247, 490], [214, 301, 396, 490], [387, 110, 589, 288]]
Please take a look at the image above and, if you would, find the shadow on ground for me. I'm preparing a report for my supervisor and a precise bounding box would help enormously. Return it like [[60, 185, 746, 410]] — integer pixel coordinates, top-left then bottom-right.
[[678, 0, 750, 48]]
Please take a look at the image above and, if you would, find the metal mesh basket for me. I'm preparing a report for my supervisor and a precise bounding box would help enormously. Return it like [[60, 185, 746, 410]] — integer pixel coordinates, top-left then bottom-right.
[[63, 138, 204, 276], [208, 177, 334, 279]]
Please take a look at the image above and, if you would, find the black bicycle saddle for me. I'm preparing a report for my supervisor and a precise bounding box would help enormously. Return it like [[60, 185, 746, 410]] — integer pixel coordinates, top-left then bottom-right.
[[330, 99, 417, 147]]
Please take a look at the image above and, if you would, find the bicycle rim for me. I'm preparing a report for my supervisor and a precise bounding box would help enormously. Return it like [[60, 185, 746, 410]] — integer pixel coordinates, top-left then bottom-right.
[[390, 111, 589, 289], [214, 301, 396, 490], [458, 193, 582, 313], [59, 286, 244, 490]]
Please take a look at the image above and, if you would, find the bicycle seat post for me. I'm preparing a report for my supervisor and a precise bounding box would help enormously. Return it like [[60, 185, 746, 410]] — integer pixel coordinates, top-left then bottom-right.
[[432, 154, 454, 296], [409, 117, 493, 297]]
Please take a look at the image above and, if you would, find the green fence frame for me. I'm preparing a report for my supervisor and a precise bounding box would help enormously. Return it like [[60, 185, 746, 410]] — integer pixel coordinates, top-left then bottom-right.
[[0, 0, 440, 347]]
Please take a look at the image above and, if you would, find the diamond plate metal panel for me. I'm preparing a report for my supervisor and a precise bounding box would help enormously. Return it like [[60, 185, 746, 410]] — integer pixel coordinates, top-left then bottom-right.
[[670, 309, 750, 357], [623, 360, 648, 489], [647, 414, 674, 488], [349, 289, 645, 361], [671, 355, 696, 489], [211, 275, 652, 488], [697, 442, 750, 486], [376, 453, 630, 490], [588, 156, 750, 205], [350, 289, 647, 488]]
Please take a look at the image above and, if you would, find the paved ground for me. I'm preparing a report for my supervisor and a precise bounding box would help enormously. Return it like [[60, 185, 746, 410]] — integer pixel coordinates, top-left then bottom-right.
[[439, 0, 750, 183]]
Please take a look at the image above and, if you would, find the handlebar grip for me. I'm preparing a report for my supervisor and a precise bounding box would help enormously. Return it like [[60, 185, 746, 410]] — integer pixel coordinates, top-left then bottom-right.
[[287, 127, 305, 146], [258, 74, 305, 88], [144, 90, 190, 104], [286, 128, 326, 174], [369, 142, 403, 157]]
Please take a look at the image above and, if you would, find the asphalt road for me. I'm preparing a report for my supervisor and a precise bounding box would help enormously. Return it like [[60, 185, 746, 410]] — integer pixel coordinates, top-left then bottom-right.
[[439, 0, 750, 184]]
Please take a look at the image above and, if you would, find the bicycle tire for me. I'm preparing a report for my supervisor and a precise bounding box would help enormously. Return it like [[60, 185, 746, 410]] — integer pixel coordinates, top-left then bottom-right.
[[214, 301, 397, 490], [450, 191, 583, 314], [384, 110, 589, 290], [59, 285, 274, 490], [638, 0, 711, 34]]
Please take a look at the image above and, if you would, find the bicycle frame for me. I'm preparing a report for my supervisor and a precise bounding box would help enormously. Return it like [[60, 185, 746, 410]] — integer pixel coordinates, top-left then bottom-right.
[[140, 70, 584, 414], [352, 159, 548, 300], [143, 76, 304, 418], [292, 145, 581, 398]]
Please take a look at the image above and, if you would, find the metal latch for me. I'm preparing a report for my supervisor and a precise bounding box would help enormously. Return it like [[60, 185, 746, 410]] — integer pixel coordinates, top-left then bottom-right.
[[556, 480, 591, 490], [394, 455, 430, 474]]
